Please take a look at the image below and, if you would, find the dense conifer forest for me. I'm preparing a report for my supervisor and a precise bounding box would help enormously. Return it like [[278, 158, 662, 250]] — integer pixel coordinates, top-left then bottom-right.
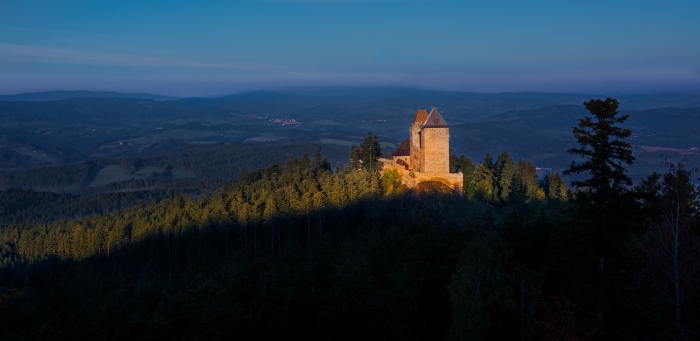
[[0, 142, 349, 191], [1, 99, 699, 340]]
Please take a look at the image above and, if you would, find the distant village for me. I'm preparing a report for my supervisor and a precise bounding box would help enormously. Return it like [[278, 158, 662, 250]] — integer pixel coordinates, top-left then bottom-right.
[[251, 114, 301, 126]]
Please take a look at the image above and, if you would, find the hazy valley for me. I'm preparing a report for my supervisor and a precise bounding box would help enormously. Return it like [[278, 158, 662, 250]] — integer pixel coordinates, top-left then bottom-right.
[[1, 89, 699, 192]]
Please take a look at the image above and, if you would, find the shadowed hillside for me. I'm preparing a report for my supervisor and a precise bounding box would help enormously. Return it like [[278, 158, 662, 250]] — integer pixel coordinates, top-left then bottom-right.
[[2, 143, 699, 339]]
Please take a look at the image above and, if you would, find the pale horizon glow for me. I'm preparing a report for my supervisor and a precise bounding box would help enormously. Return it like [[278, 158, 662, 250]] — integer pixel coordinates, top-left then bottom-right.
[[1, 1, 699, 96]]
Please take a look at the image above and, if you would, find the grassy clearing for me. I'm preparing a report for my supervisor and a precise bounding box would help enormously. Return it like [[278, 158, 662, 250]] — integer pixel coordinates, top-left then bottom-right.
[[171, 168, 197, 179], [245, 135, 284, 142], [89, 166, 169, 187], [99, 130, 219, 149], [131, 166, 163, 178], [320, 139, 357, 146], [12, 146, 56, 162], [199, 118, 240, 125], [169, 117, 242, 125], [311, 119, 343, 126], [89, 165, 136, 187], [639, 145, 695, 153]]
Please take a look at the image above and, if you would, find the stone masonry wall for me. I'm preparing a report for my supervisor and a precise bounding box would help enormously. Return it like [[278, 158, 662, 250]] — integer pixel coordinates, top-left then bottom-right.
[[395, 155, 410, 167], [409, 123, 423, 172], [421, 127, 449, 173]]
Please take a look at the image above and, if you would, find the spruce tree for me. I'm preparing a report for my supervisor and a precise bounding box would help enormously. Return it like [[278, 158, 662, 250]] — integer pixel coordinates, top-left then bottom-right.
[[349, 145, 360, 170], [565, 98, 636, 272], [483, 153, 493, 170], [359, 132, 381, 172], [512, 159, 541, 203], [544, 172, 568, 201], [474, 163, 494, 204], [493, 151, 516, 204], [458, 156, 477, 197], [312, 148, 331, 174], [565, 98, 634, 198], [563, 98, 637, 335]]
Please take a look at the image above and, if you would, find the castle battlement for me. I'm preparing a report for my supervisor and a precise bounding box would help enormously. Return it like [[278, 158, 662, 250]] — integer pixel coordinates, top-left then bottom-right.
[[381, 108, 463, 192]]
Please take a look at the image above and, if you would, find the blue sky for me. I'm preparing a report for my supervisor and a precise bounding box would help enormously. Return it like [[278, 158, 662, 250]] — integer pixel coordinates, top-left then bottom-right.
[[1, 0, 699, 96]]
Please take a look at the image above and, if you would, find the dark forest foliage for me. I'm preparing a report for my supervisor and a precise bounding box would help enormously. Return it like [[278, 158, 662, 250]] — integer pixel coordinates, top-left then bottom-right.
[[1, 99, 699, 340], [0, 142, 348, 191], [0, 179, 227, 226]]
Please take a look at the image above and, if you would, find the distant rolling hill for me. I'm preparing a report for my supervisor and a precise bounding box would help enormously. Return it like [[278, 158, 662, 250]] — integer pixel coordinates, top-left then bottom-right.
[[471, 104, 700, 182], [488, 105, 700, 148], [0, 90, 178, 101], [0, 88, 698, 185]]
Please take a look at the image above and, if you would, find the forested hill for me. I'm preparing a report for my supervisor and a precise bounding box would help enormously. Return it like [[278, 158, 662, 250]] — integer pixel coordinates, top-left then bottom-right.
[[2, 90, 699, 181], [2, 94, 700, 339], [0, 179, 226, 226], [2, 144, 699, 339], [0, 142, 349, 191]]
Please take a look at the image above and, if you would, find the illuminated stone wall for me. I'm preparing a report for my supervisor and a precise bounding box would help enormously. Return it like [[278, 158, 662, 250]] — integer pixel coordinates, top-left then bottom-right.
[[421, 127, 449, 173]]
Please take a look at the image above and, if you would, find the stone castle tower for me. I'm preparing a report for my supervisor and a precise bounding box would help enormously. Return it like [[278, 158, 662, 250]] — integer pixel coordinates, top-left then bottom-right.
[[379, 108, 463, 192]]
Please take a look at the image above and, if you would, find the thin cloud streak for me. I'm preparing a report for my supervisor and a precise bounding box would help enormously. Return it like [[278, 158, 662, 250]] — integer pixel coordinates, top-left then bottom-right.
[[0, 43, 278, 71], [1, 1, 697, 95], [2, 66, 698, 97]]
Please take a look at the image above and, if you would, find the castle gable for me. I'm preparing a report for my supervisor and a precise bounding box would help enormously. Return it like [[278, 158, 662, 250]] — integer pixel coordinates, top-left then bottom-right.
[[413, 109, 429, 124], [391, 139, 410, 157], [421, 108, 449, 128]]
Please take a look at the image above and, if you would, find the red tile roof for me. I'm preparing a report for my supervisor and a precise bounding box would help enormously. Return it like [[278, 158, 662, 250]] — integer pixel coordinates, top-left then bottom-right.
[[413, 109, 429, 124]]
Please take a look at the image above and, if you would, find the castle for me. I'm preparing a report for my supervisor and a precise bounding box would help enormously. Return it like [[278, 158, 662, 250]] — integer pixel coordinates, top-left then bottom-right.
[[379, 108, 463, 192]]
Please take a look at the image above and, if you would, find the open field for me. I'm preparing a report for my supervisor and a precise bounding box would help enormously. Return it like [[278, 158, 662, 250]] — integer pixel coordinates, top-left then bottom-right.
[[99, 130, 220, 150], [12, 146, 57, 163], [245, 135, 284, 142], [88, 165, 195, 187], [310, 119, 343, 126], [89, 165, 153, 187], [171, 168, 197, 179], [639, 145, 698, 154], [320, 139, 357, 146]]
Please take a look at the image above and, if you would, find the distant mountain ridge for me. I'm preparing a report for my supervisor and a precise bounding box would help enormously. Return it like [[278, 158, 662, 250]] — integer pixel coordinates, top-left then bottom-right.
[[0, 90, 179, 102], [2, 88, 698, 109]]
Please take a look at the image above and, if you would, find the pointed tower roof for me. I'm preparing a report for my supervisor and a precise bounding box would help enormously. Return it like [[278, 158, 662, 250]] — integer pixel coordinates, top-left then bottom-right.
[[422, 108, 449, 128], [413, 109, 429, 124]]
